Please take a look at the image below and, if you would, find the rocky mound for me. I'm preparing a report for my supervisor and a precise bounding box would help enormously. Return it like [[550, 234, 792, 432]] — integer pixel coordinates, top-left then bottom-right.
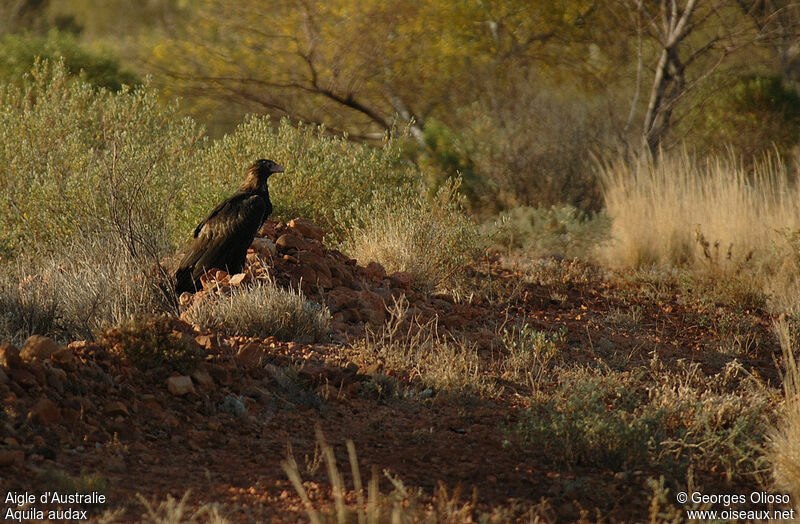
[[181, 218, 484, 338]]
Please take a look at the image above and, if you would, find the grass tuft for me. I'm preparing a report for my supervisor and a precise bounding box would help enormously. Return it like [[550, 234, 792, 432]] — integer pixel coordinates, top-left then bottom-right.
[[183, 279, 330, 343]]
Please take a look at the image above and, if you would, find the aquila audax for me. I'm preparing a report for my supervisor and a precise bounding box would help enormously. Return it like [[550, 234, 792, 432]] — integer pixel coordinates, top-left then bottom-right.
[[174, 159, 284, 294]]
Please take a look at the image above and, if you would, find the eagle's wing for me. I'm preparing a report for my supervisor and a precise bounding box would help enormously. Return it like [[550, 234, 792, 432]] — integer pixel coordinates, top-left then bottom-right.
[[175, 193, 267, 292]]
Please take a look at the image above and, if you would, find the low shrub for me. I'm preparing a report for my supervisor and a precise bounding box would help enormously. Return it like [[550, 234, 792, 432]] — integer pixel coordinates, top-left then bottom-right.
[[183, 280, 330, 343], [103, 315, 202, 374], [339, 179, 485, 292]]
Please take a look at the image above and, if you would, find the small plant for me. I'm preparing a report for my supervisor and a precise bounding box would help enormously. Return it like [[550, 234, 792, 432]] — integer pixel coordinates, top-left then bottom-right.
[[501, 324, 565, 387], [512, 368, 664, 470], [103, 315, 202, 374], [282, 427, 477, 523], [136, 491, 228, 524], [339, 178, 485, 292], [37, 469, 109, 510], [183, 280, 330, 343], [354, 297, 496, 397]]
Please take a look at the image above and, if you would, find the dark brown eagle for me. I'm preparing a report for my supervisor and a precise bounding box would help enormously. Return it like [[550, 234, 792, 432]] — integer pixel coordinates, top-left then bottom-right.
[[174, 159, 284, 294]]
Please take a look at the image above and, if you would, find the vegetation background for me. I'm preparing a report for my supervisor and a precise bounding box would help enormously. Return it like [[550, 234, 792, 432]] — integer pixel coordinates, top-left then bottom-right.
[[5, 0, 800, 520]]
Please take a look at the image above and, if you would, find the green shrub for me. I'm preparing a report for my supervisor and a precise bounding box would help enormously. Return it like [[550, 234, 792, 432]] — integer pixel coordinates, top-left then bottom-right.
[[189, 115, 417, 240], [489, 205, 611, 259], [0, 30, 139, 90], [0, 60, 200, 258], [514, 369, 664, 469], [339, 179, 485, 291], [183, 280, 330, 343]]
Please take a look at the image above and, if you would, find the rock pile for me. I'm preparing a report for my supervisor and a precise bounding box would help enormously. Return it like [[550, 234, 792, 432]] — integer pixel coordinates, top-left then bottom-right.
[[180, 218, 480, 337]]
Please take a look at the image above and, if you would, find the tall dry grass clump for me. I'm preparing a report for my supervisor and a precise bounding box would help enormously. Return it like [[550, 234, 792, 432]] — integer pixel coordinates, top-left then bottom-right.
[[600, 152, 800, 311], [769, 319, 800, 505]]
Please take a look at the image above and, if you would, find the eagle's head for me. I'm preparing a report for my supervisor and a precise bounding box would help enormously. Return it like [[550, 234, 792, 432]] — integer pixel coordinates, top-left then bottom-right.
[[241, 158, 284, 192]]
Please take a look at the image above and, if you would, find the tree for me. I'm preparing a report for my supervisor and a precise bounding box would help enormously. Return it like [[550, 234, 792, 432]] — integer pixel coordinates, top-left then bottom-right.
[[146, 0, 595, 141]]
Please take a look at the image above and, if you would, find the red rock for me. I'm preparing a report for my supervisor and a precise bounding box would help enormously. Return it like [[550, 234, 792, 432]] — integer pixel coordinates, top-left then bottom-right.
[[276, 234, 312, 252], [0, 449, 24, 467], [364, 261, 387, 281], [20, 335, 59, 362], [327, 287, 360, 312], [50, 348, 75, 369], [0, 344, 22, 369], [214, 269, 230, 283], [166, 375, 195, 396], [191, 368, 215, 390], [9, 368, 37, 388], [288, 218, 325, 241], [251, 237, 276, 257], [104, 401, 130, 417], [229, 272, 250, 286], [28, 397, 62, 426], [236, 342, 265, 368], [389, 271, 413, 290], [358, 290, 386, 319], [330, 265, 356, 287], [194, 334, 217, 351]]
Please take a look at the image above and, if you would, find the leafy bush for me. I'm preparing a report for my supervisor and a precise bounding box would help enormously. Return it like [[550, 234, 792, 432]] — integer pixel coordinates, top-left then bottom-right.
[[0, 30, 139, 90], [0, 60, 200, 258], [183, 280, 330, 343], [189, 116, 417, 239], [489, 205, 611, 259], [513, 363, 772, 478], [339, 179, 485, 291], [514, 369, 664, 469], [688, 74, 800, 160], [457, 74, 612, 212]]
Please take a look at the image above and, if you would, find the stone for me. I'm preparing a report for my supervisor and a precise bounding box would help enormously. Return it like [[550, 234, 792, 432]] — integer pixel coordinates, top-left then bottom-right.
[[0, 344, 22, 369], [389, 271, 413, 290], [358, 290, 386, 323], [0, 449, 24, 467], [288, 218, 325, 241], [191, 368, 215, 390], [229, 273, 250, 286], [251, 237, 277, 257], [20, 335, 59, 362], [50, 348, 75, 369], [9, 368, 38, 388], [28, 397, 62, 426], [0, 368, 7, 385], [45, 365, 66, 394], [275, 233, 312, 252], [364, 261, 387, 281], [104, 401, 130, 417], [194, 334, 217, 351], [166, 375, 195, 396], [236, 342, 265, 368], [326, 287, 360, 312]]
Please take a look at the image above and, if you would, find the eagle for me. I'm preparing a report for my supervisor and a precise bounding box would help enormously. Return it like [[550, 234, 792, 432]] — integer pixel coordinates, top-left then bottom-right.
[[174, 158, 284, 294]]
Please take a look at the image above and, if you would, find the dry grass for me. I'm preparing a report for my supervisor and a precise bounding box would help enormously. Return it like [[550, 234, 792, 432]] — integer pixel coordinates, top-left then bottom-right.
[[0, 242, 174, 345], [340, 180, 484, 293], [282, 427, 482, 523], [135, 492, 228, 524], [769, 318, 800, 505], [353, 297, 496, 397], [600, 151, 800, 312], [183, 279, 330, 343]]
